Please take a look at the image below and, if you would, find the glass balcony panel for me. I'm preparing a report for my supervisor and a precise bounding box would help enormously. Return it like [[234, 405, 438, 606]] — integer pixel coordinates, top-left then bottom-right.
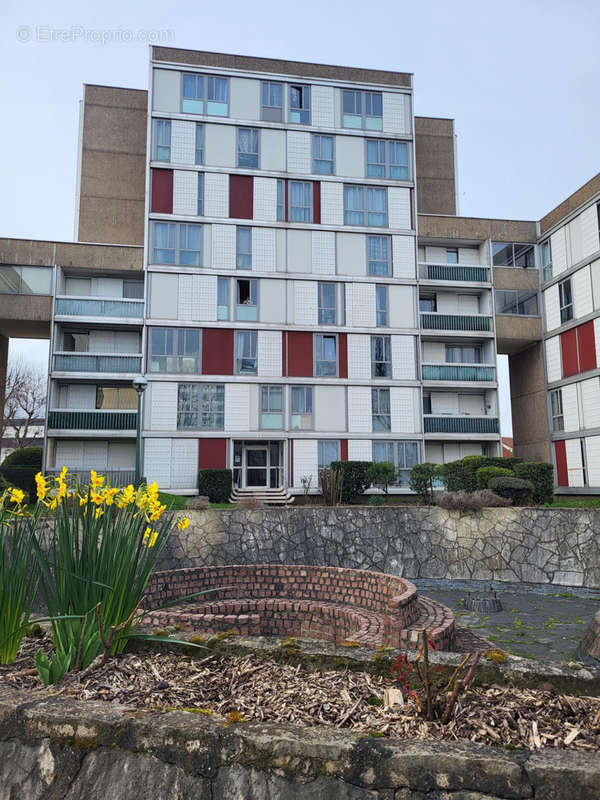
[[54, 353, 142, 373], [55, 298, 144, 318]]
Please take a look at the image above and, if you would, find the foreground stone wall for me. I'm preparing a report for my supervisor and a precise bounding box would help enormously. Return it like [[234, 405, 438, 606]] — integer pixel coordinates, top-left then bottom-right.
[[161, 506, 600, 588], [1, 690, 598, 799]]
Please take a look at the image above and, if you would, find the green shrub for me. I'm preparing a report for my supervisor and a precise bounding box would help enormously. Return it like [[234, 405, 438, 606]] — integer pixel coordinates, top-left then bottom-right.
[[488, 476, 534, 506], [409, 463, 439, 504], [1, 446, 43, 468], [367, 461, 397, 494], [514, 462, 554, 505], [475, 466, 514, 491], [440, 459, 471, 492], [197, 469, 233, 503], [367, 495, 386, 506], [488, 456, 522, 471], [330, 461, 371, 503], [0, 467, 36, 502]]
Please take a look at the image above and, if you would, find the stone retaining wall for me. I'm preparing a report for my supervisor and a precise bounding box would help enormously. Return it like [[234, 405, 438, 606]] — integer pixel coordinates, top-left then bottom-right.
[[161, 506, 600, 588], [1, 690, 598, 799]]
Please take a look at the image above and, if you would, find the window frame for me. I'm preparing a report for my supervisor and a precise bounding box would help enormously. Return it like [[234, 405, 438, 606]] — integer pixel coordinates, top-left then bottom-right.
[[419, 295, 437, 313], [181, 73, 229, 116], [276, 179, 285, 222], [372, 440, 419, 486], [260, 384, 284, 430], [314, 333, 338, 377], [234, 329, 258, 375], [376, 284, 389, 327], [153, 119, 171, 162], [344, 185, 388, 227], [195, 123, 204, 165], [372, 387, 391, 431], [445, 344, 482, 364], [151, 222, 203, 267], [318, 440, 340, 470], [235, 278, 258, 321], [177, 383, 225, 430], [371, 335, 391, 378], [365, 139, 410, 180], [559, 279, 573, 323], [148, 327, 202, 374], [261, 81, 284, 121], [495, 289, 539, 316], [289, 180, 313, 223], [312, 134, 334, 175], [197, 172, 204, 216], [318, 282, 337, 325], [550, 389, 564, 432], [367, 235, 392, 276], [290, 385, 313, 430], [492, 242, 536, 268], [217, 277, 230, 320], [95, 386, 138, 411], [289, 84, 311, 124], [236, 226, 252, 269], [446, 248, 459, 264], [341, 89, 383, 130], [237, 127, 260, 169]]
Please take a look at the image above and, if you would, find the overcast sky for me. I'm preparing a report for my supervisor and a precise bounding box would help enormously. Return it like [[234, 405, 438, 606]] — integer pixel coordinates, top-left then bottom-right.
[[2, 0, 599, 435]]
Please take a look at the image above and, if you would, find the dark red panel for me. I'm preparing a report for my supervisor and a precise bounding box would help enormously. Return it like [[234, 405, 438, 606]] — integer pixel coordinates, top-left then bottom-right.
[[577, 320, 597, 373], [282, 332, 288, 376], [554, 440, 568, 487], [340, 440, 348, 462], [198, 438, 227, 470], [229, 175, 253, 219], [151, 168, 173, 213], [313, 182, 321, 224], [560, 328, 578, 378], [338, 333, 347, 379], [287, 332, 313, 377], [202, 328, 233, 375]]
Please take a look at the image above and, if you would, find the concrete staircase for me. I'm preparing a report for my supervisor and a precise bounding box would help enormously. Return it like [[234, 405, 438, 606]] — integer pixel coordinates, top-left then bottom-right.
[[229, 486, 295, 506]]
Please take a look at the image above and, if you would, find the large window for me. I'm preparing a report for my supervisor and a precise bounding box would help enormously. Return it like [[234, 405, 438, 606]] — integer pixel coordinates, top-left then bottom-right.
[[261, 81, 283, 121], [540, 240, 552, 281], [373, 441, 419, 487], [366, 140, 410, 180], [376, 285, 389, 327], [152, 222, 203, 266], [559, 279, 573, 323], [217, 277, 229, 320], [236, 227, 252, 269], [445, 345, 482, 364], [235, 279, 258, 321], [181, 73, 229, 116], [153, 119, 171, 161], [550, 389, 564, 432], [344, 185, 387, 227], [342, 89, 383, 130], [96, 386, 137, 410], [0, 265, 52, 295], [312, 135, 334, 175], [177, 384, 224, 429], [492, 242, 535, 268], [419, 295, 437, 312], [289, 181, 313, 222], [237, 128, 260, 168], [371, 335, 391, 378], [235, 330, 258, 374], [260, 385, 284, 429], [195, 123, 204, 165], [149, 328, 201, 373], [123, 280, 144, 299], [372, 387, 391, 431], [495, 290, 539, 316], [290, 386, 313, 430], [318, 440, 340, 469], [289, 84, 310, 124], [367, 235, 391, 275], [318, 282, 336, 324], [315, 334, 337, 376]]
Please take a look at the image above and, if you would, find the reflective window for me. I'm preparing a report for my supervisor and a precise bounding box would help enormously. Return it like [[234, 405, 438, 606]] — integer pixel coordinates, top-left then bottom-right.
[[217, 277, 229, 320], [318, 282, 336, 324], [372, 387, 391, 431], [177, 383, 224, 430], [289, 181, 313, 222], [153, 120, 171, 161], [368, 235, 391, 276], [445, 345, 482, 364], [492, 242, 536, 267], [290, 386, 313, 430], [152, 222, 202, 266], [261, 81, 283, 121], [235, 330, 258, 374], [342, 90, 383, 130], [559, 279, 573, 323], [195, 123, 204, 165], [373, 440, 419, 486], [260, 385, 284, 429], [236, 227, 252, 269], [371, 335, 391, 377], [312, 135, 334, 175], [96, 386, 138, 410], [315, 334, 337, 376], [289, 84, 310, 124], [366, 140, 410, 179], [376, 285, 389, 327], [148, 328, 201, 373], [495, 290, 539, 316], [344, 185, 387, 227], [237, 128, 260, 168], [0, 265, 52, 295], [550, 389, 564, 432], [318, 440, 340, 469]]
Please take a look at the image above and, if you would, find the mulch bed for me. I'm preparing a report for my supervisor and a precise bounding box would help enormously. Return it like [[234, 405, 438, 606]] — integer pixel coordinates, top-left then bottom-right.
[[2, 635, 599, 752]]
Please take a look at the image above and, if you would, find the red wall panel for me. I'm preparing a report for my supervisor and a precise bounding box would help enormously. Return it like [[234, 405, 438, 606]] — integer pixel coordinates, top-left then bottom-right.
[[577, 320, 597, 373], [554, 440, 568, 487], [202, 328, 233, 375], [287, 332, 313, 377], [313, 182, 321, 224], [198, 438, 227, 470], [560, 328, 578, 378], [338, 333, 348, 378], [340, 440, 348, 462], [229, 175, 253, 219], [151, 169, 173, 214]]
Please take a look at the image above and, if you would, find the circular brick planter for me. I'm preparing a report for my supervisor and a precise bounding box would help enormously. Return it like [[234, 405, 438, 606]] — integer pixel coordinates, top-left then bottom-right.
[[582, 610, 600, 661], [145, 565, 456, 651]]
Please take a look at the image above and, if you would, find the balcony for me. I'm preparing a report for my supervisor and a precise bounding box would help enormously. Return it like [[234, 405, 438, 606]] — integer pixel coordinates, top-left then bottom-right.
[[420, 313, 492, 332], [46, 468, 136, 487], [421, 364, 496, 382], [419, 263, 490, 283], [53, 353, 142, 373], [424, 416, 499, 434], [55, 297, 144, 319], [47, 410, 137, 431]]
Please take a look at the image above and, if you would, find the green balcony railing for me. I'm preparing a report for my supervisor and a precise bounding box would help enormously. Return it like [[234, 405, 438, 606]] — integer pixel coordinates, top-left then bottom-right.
[[421, 364, 496, 381], [55, 297, 144, 318], [47, 410, 137, 431], [46, 468, 136, 487], [420, 313, 492, 332], [419, 263, 489, 282], [424, 416, 499, 434], [53, 353, 142, 373]]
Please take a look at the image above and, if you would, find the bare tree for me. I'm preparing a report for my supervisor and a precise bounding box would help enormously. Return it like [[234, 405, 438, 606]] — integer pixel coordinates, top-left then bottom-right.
[[1, 360, 46, 452]]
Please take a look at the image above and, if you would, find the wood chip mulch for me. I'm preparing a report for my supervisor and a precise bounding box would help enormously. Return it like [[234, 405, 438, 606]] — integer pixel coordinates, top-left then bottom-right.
[[2, 636, 599, 752]]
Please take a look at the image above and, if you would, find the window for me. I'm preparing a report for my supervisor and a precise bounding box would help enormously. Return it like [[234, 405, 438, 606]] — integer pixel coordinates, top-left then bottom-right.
[[152, 222, 203, 266], [344, 185, 387, 227], [96, 386, 137, 410], [550, 389, 564, 432], [260, 385, 284, 429], [540, 240, 552, 281], [235, 330, 258, 374], [149, 328, 201, 373], [153, 120, 171, 161], [419, 295, 437, 312], [445, 345, 481, 364], [289, 84, 310, 124], [236, 227, 252, 269], [366, 140, 410, 179], [276, 180, 285, 222], [492, 242, 536, 268], [371, 335, 391, 378], [177, 384, 224, 429], [315, 334, 337, 376], [318, 282, 336, 324], [182, 73, 203, 113], [63, 332, 89, 352], [367, 235, 391, 276], [342, 89, 383, 130], [289, 181, 313, 222], [261, 81, 283, 121], [197, 173, 204, 216], [181, 73, 229, 116], [312, 135, 334, 175], [217, 277, 229, 320], [422, 392, 432, 414], [373, 441, 419, 487], [195, 123, 204, 165], [376, 285, 389, 327], [372, 387, 391, 431], [235, 279, 258, 321], [318, 440, 340, 469], [446, 248, 459, 265], [237, 128, 259, 168], [495, 290, 539, 316], [559, 279, 573, 323], [290, 386, 313, 430], [123, 281, 144, 299]]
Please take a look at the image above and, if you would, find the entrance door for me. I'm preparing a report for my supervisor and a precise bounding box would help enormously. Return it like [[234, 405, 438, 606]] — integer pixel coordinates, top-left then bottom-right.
[[245, 446, 269, 487]]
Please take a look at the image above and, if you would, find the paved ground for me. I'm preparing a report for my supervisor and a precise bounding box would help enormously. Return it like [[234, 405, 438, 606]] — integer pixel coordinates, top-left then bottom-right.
[[414, 579, 600, 662]]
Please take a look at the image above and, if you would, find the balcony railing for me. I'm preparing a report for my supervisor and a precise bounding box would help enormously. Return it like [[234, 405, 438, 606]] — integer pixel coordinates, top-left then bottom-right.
[[420, 313, 492, 332], [424, 416, 499, 434], [55, 297, 144, 318], [53, 352, 142, 373], [47, 409, 137, 431], [418, 263, 490, 282], [46, 468, 136, 487], [421, 364, 496, 382]]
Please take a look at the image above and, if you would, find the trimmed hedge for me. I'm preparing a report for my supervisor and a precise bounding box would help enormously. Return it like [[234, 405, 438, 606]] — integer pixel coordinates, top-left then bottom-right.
[[197, 469, 233, 503], [409, 462, 439, 504], [514, 461, 554, 505], [1, 446, 42, 469], [488, 476, 534, 506], [441, 455, 520, 492], [330, 461, 371, 504], [0, 466, 36, 501], [475, 466, 514, 491]]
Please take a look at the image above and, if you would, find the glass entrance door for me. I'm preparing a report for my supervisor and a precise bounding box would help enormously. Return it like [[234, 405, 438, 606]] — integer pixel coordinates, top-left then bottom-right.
[[245, 446, 268, 487]]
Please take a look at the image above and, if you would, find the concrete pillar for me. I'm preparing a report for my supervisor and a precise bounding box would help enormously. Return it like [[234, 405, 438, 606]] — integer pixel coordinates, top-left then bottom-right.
[[508, 342, 550, 462]]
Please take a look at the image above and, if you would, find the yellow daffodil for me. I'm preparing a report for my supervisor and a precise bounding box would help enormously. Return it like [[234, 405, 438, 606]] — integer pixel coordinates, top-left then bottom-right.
[[8, 488, 25, 505], [102, 487, 119, 506], [78, 493, 89, 506], [35, 472, 48, 501], [143, 527, 159, 548], [117, 484, 135, 508], [90, 470, 105, 490], [95, 507, 104, 519], [90, 489, 104, 506], [177, 517, 190, 531]]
